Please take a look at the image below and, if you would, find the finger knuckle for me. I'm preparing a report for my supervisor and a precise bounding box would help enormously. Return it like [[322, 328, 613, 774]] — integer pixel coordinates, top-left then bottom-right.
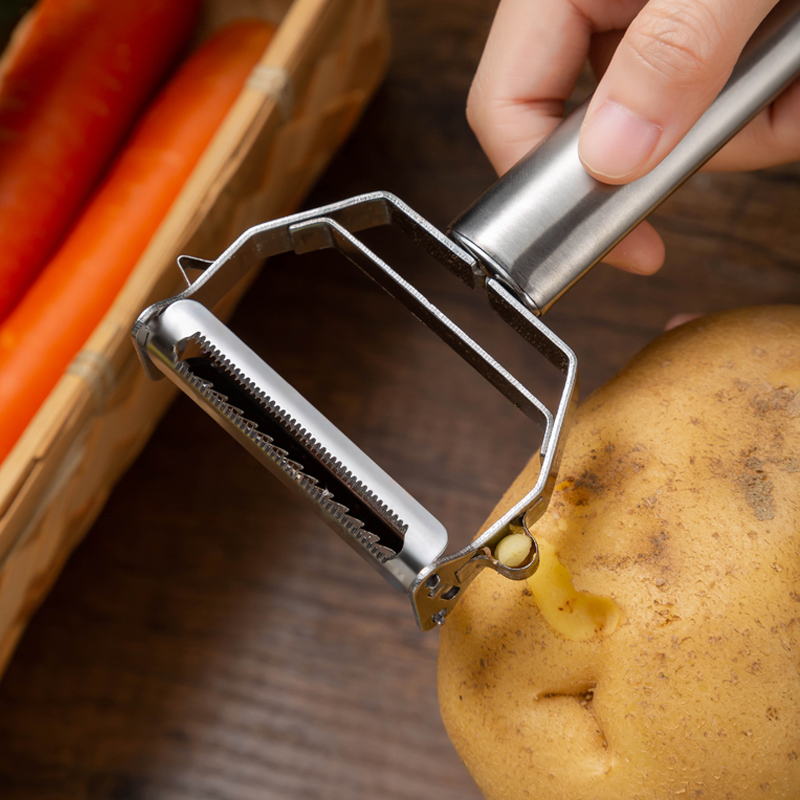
[[626, 2, 723, 85]]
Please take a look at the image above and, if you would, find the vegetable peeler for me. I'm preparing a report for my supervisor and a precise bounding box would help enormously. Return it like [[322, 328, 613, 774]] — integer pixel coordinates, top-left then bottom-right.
[[133, 2, 800, 631]]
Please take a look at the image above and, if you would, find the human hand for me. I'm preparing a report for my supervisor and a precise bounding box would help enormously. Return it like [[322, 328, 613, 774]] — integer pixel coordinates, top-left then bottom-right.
[[468, 0, 800, 274]]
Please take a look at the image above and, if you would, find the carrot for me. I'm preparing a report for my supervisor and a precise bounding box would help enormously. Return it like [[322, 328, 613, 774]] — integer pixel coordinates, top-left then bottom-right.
[[0, 20, 276, 464], [0, 0, 201, 321]]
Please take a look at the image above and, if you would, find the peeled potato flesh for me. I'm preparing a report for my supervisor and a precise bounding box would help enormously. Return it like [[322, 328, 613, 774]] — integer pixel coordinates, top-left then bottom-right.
[[438, 306, 800, 800]]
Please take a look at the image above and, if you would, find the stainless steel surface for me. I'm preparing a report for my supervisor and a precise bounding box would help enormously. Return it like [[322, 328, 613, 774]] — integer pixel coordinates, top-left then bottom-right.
[[449, 0, 800, 314], [410, 278, 577, 629], [133, 192, 576, 630], [133, 192, 479, 383], [134, 0, 798, 629], [143, 299, 445, 592]]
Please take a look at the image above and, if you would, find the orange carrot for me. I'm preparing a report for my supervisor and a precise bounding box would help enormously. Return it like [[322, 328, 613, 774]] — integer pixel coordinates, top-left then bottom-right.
[[0, 0, 201, 321], [0, 20, 276, 463]]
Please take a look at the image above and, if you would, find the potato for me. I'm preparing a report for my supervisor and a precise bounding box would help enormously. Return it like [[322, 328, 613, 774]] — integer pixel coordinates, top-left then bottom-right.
[[438, 306, 800, 800]]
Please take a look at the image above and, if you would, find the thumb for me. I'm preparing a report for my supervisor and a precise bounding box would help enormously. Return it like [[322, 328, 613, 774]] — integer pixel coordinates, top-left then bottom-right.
[[578, 0, 777, 184]]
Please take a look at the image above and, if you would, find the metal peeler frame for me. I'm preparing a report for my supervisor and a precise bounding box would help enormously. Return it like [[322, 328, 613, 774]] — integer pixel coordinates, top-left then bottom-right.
[[134, 192, 577, 630], [134, 1, 800, 629]]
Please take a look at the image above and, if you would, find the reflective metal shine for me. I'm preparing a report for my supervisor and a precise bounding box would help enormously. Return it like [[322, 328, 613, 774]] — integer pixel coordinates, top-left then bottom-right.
[[133, 1, 800, 630], [134, 194, 576, 630], [449, 0, 800, 314]]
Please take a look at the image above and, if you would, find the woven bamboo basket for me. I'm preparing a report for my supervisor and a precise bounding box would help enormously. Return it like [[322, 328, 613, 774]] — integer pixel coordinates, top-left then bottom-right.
[[0, 0, 389, 676]]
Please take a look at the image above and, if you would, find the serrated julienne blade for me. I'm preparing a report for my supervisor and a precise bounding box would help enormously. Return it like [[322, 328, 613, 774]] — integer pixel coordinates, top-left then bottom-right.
[[176, 341, 402, 563], [141, 299, 448, 592]]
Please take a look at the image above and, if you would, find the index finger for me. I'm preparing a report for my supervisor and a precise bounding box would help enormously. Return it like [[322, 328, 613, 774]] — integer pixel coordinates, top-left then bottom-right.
[[468, 0, 640, 174], [467, 0, 665, 276]]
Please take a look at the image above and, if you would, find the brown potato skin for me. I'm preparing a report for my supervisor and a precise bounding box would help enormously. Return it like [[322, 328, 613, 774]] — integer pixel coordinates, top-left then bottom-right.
[[438, 306, 800, 800]]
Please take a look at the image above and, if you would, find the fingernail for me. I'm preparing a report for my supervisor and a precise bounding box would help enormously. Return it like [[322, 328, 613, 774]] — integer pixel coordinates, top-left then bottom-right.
[[579, 101, 661, 180]]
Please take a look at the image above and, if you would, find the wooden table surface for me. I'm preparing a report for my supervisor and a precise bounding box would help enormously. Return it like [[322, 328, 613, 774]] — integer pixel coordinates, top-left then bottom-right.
[[1, 2, 799, 798]]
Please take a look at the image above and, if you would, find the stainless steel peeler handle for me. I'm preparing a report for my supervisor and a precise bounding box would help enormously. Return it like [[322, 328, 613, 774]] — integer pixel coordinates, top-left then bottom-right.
[[449, 0, 800, 315]]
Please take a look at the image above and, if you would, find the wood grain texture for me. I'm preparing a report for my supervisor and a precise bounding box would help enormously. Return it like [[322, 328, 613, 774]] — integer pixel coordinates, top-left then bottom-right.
[[0, 1, 798, 798], [0, 0, 389, 686]]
